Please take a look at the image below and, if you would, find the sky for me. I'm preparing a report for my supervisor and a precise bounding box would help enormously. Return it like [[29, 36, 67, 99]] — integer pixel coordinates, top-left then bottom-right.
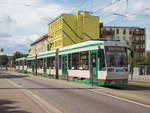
[[0, 0, 150, 55]]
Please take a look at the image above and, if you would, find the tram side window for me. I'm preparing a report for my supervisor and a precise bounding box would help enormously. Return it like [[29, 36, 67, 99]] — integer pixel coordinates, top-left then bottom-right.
[[47, 57, 51, 69], [72, 53, 79, 70], [37, 59, 43, 69], [18, 61, 20, 66], [20, 61, 22, 66], [24, 60, 26, 66], [27, 60, 32, 68], [59, 55, 61, 69], [99, 49, 106, 71], [68, 54, 72, 69], [79, 51, 89, 70], [50, 57, 55, 69]]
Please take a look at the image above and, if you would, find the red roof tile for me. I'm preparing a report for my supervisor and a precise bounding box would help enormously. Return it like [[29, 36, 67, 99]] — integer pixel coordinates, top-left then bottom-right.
[[31, 33, 48, 46]]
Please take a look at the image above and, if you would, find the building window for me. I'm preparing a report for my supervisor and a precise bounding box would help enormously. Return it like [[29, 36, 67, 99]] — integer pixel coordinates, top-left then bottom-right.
[[116, 36, 119, 40], [123, 29, 126, 34], [123, 36, 126, 40], [116, 29, 119, 34], [129, 37, 132, 40], [129, 30, 132, 34]]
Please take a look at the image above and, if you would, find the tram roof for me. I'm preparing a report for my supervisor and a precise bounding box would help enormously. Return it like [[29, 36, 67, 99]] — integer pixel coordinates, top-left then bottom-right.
[[16, 57, 26, 61], [26, 40, 127, 60]]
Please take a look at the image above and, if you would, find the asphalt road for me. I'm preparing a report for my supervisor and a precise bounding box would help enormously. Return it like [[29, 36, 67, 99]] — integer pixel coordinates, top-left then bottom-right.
[[1, 71, 150, 113]]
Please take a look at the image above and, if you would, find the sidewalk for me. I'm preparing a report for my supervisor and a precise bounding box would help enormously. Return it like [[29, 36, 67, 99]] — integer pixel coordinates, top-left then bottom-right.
[[129, 74, 150, 82], [0, 74, 45, 113]]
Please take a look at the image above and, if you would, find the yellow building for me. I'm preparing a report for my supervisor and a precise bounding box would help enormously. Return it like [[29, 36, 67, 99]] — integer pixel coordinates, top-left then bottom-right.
[[48, 11, 100, 50]]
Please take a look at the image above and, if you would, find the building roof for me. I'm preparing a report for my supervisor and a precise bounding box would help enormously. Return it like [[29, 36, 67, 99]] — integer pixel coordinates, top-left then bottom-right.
[[31, 33, 48, 46], [101, 25, 145, 29], [146, 51, 150, 56]]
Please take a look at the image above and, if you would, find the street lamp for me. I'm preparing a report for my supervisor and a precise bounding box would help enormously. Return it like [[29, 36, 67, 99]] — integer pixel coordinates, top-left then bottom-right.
[[35, 48, 37, 76]]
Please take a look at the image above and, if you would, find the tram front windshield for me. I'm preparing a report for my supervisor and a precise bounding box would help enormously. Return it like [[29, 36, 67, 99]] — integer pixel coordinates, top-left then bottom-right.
[[105, 46, 128, 67]]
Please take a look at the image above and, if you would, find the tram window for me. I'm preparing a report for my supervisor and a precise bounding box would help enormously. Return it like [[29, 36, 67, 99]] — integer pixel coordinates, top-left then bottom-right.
[[99, 49, 106, 71], [20, 61, 22, 65], [37, 59, 43, 69], [59, 55, 61, 69], [68, 54, 72, 69], [24, 60, 26, 66], [50, 57, 55, 69], [27, 60, 32, 68], [79, 51, 89, 70], [47, 57, 51, 69], [72, 53, 79, 70]]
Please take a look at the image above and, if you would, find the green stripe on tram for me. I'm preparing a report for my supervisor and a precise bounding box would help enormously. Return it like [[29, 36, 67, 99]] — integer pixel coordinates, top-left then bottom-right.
[[27, 43, 104, 60]]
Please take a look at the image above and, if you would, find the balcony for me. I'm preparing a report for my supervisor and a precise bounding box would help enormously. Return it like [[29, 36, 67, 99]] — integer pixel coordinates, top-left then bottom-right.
[[101, 30, 115, 36], [137, 40, 145, 44], [132, 31, 145, 36], [131, 40, 138, 44], [136, 48, 145, 53]]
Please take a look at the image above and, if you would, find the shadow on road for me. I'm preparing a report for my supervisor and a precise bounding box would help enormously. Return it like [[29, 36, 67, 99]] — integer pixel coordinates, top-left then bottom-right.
[[0, 99, 31, 113], [0, 72, 28, 79]]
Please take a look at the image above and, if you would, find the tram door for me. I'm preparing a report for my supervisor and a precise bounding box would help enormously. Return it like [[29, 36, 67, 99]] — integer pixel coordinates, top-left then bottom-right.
[[90, 50, 98, 84], [43, 58, 47, 74], [62, 54, 68, 80]]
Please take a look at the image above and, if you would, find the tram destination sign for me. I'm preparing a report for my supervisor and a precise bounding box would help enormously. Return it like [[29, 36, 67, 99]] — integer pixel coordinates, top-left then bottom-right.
[[105, 46, 125, 52]]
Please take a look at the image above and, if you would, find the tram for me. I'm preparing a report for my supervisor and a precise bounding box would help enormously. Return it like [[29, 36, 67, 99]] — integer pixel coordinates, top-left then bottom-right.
[[16, 57, 27, 73], [16, 40, 129, 86]]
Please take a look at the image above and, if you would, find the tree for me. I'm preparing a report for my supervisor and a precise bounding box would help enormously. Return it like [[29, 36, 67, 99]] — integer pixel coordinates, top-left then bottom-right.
[[0, 55, 9, 66], [0, 48, 4, 53]]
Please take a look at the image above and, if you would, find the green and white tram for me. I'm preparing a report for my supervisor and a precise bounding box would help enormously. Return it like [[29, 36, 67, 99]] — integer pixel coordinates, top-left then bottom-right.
[[16, 57, 27, 73], [16, 40, 129, 86]]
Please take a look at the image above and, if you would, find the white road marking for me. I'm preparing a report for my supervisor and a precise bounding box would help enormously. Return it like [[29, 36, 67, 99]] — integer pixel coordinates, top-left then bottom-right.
[[7, 79, 63, 113], [88, 88, 150, 108], [6, 72, 150, 109]]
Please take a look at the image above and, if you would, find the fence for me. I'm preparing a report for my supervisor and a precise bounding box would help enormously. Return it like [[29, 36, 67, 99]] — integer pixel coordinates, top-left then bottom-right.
[[133, 65, 150, 75]]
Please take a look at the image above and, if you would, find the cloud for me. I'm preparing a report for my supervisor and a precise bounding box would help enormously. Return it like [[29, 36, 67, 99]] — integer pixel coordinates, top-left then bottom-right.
[[0, 0, 73, 55], [0, 0, 150, 55], [0, 32, 12, 37], [0, 34, 39, 55], [0, 14, 16, 24]]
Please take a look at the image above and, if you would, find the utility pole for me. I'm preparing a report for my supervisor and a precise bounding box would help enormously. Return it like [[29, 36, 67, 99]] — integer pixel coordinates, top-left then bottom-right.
[[55, 49, 59, 79], [35, 48, 37, 76]]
